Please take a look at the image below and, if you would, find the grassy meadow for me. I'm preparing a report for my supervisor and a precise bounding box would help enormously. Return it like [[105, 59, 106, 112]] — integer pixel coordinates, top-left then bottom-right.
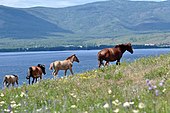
[[0, 54, 170, 113]]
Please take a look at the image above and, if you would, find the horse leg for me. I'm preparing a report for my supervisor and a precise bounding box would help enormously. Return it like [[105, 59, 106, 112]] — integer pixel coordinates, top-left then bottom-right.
[[64, 70, 67, 76], [32, 78, 35, 84], [7, 83, 10, 87], [12, 83, 15, 87], [98, 59, 104, 68], [16, 80, 19, 87], [54, 70, 59, 79], [104, 61, 109, 66], [35, 78, 37, 83], [28, 78, 30, 84], [69, 67, 74, 75], [116, 60, 120, 65]]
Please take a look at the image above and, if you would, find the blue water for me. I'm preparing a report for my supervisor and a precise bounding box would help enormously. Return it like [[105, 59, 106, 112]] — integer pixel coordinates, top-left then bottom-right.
[[0, 48, 170, 89]]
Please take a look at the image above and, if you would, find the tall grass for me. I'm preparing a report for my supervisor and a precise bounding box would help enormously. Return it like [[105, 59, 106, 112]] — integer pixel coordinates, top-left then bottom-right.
[[0, 54, 170, 112]]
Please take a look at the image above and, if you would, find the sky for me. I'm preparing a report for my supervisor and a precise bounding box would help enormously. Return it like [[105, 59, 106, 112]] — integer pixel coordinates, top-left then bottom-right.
[[0, 0, 167, 8]]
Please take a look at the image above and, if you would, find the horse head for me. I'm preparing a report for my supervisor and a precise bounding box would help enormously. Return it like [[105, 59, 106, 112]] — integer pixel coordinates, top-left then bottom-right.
[[73, 54, 80, 63], [37, 64, 46, 75], [126, 43, 133, 54]]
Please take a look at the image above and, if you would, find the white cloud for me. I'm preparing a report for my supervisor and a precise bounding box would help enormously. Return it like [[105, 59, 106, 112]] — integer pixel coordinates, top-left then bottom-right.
[[0, 0, 108, 8]]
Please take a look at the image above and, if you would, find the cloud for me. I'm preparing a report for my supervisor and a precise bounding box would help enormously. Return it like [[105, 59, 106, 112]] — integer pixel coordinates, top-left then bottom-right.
[[0, 0, 108, 8]]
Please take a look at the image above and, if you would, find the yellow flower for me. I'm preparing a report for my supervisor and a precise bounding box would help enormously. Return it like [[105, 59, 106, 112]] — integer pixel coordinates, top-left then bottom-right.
[[11, 101, 16, 104], [11, 104, 17, 108], [162, 88, 166, 93], [138, 102, 145, 109]]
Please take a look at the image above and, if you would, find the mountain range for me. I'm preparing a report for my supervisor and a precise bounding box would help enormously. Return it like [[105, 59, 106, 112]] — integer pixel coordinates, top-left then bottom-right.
[[0, 0, 170, 49]]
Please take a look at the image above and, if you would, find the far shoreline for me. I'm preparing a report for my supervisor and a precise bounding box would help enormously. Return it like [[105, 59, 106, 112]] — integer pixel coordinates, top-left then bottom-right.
[[0, 45, 170, 52]]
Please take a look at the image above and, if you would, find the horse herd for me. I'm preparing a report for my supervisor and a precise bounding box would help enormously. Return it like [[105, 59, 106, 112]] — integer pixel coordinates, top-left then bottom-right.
[[2, 43, 133, 88]]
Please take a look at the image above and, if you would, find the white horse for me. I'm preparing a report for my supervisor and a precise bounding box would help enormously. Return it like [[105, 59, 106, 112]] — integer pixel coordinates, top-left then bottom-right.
[[49, 54, 79, 78], [3, 74, 18, 88]]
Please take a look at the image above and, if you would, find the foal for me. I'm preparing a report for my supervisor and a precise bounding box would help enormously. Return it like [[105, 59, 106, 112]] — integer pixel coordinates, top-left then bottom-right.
[[3, 74, 18, 88]]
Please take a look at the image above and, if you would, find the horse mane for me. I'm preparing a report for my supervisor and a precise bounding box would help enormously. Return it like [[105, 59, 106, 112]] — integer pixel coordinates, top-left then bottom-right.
[[12, 74, 18, 78], [66, 54, 75, 60], [114, 43, 131, 48]]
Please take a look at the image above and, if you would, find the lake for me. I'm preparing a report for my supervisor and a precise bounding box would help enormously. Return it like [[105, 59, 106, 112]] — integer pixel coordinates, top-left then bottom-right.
[[1, 48, 170, 89]]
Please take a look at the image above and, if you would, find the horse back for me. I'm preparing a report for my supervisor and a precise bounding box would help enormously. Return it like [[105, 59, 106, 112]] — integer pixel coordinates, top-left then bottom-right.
[[53, 60, 72, 70], [31, 66, 43, 78]]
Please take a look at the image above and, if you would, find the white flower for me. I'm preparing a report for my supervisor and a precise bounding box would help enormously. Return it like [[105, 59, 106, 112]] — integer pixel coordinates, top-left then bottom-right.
[[0, 93, 4, 97], [11, 101, 16, 104], [0, 101, 5, 106], [103, 103, 109, 108], [71, 105, 77, 108], [132, 109, 139, 113], [20, 92, 26, 97], [129, 102, 134, 105], [11, 103, 17, 108], [123, 102, 130, 107], [113, 108, 119, 113], [4, 109, 10, 112], [108, 89, 112, 94], [112, 99, 121, 106], [138, 102, 145, 109], [36, 108, 42, 112]]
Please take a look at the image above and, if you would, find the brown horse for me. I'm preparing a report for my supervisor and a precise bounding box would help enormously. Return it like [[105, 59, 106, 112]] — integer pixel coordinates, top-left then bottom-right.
[[98, 43, 133, 67], [49, 54, 79, 78], [3, 74, 18, 88], [26, 64, 46, 84]]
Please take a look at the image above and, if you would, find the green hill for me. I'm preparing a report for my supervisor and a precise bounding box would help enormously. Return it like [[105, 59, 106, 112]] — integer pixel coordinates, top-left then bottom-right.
[[0, 54, 170, 112], [1, 0, 170, 49]]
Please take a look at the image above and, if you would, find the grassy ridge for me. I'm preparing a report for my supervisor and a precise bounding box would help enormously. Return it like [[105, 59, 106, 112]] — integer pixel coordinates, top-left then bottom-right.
[[0, 54, 170, 112]]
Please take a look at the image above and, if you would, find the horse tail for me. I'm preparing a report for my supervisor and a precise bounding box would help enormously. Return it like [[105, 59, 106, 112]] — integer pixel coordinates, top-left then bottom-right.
[[49, 63, 54, 70], [26, 67, 32, 79], [3, 76, 7, 87]]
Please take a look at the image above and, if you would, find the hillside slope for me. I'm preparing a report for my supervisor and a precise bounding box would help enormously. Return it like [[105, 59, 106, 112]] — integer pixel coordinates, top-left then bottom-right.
[[0, 54, 170, 112]]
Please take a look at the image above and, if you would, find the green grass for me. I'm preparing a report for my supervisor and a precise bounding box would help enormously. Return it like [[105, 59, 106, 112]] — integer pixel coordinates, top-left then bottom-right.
[[0, 54, 170, 112]]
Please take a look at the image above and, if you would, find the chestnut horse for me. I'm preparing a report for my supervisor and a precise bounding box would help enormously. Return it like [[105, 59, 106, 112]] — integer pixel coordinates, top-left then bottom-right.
[[3, 74, 18, 88], [49, 54, 79, 78], [26, 64, 46, 84], [97, 43, 133, 67]]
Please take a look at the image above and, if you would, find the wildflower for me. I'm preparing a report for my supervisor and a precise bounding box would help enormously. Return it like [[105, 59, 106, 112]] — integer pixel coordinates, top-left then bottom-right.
[[159, 79, 166, 86], [162, 88, 166, 93], [153, 85, 157, 89], [148, 86, 153, 90], [103, 103, 109, 108], [155, 90, 159, 96], [4, 109, 10, 112], [20, 92, 26, 97], [132, 109, 139, 113], [129, 101, 134, 105], [108, 89, 112, 94], [123, 102, 130, 107], [71, 105, 77, 108], [70, 93, 77, 98], [0, 93, 4, 97], [113, 108, 119, 113], [112, 99, 121, 106], [138, 102, 145, 109], [10, 101, 16, 104], [36, 108, 42, 112], [0, 101, 5, 106], [11, 104, 17, 108]]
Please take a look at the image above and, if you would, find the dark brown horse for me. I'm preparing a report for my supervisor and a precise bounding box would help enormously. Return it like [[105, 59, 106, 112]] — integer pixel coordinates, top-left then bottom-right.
[[97, 43, 133, 67], [26, 64, 46, 84]]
